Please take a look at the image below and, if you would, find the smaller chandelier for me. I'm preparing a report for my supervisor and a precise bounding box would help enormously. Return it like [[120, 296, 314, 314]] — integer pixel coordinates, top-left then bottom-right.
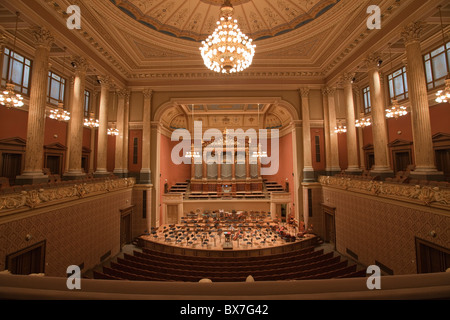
[[0, 83, 24, 108], [200, 0, 256, 74], [334, 124, 347, 134], [355, 115, 372, 128], [436, 78, 450, 103], [185, 151, 201, 159], [49, 102, 70, 122], [107, 127, 119, 136], [84, 113, 99, 128], [386, 100, 408, 119]]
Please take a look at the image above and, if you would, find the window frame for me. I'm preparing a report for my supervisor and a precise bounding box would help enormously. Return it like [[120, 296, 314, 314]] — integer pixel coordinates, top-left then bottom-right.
[[387, 66, 409, 102], [362, 86, 372, 115], [423, 41, 450, 91], [1, 47, 33, 96], [47, 70, 66, 106]]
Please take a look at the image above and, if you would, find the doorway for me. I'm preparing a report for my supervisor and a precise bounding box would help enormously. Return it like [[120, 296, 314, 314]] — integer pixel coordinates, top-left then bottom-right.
[[435, 148, 450, 180], [393, 151, 412, 174], [416, 238, 450, 273], [120, 209, 133, 248], [6, 241, 46, 275], [46, 155, 62, 175], [1, 153, 22, 185], [322, 205, 336, 250]]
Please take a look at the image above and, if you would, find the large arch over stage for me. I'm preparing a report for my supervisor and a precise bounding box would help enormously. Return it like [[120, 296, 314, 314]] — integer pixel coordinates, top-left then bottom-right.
[[150, 97, 305, 228]]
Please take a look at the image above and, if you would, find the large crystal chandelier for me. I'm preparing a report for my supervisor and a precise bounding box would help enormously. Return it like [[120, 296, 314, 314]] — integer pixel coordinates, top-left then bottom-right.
[[49, 47, 70, 122], [107, 123, 119, 136], [0, 12, 24, 109], [435, 6, 450, 104], [334, 123, 347, 134], [200, 0, 256, 74]]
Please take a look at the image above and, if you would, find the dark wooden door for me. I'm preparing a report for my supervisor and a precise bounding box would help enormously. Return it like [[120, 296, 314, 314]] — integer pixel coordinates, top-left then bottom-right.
[[120, 213, 132, 247], [394, 151, 412, 173], [46, 155, 61, 175], [2, 153, 22, 185], [416, 238, 450, 273], [6, 242, 45, 275], [435, 149, 450, 180]]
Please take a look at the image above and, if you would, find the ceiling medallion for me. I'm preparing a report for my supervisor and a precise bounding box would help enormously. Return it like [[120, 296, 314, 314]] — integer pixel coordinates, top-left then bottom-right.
[[200, 0, 256, 74]]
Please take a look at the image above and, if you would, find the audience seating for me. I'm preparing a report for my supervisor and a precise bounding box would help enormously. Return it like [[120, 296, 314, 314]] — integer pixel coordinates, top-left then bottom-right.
[[94, 244, 364, 283]]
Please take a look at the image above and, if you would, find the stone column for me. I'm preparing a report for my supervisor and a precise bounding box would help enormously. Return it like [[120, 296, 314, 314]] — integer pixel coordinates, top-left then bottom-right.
[[94, 75, 111, 177], [325, 87, 341, 174], [353, 86, 366, 170], [291, 120, 304, 225], [16, 28, 54, 185], [113, 89, 129, 177], [64, 57, 88, 180], [122, 91, 130, 175], [299, 88, 315, 181], [245, 147, 250, 179], [89, 90, 99, 173], [140, 89, 152, 184], [217, 152, 222, 181], [342, 73, 361, 173], [64, 76, 75, 173], [321, 88, 332, 173], [366, 54, 393, 177], [401, 22, 442, 180]]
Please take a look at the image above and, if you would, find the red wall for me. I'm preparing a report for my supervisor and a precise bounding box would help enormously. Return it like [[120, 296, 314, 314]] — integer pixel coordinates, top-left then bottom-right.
[[430, 102, 450, 135], [107, 135, 116, 173], [262, 132, 295, 206], [338, 132, 348, 170], [0, 108, 28, 140]]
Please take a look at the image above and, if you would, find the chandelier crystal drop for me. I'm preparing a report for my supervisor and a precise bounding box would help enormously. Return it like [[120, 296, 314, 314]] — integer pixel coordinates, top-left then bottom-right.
[[107, 124, 119, 136], [49, 102, 71, 121], [0, 83, 24, 108], [386, 99, 408, 119], [200, 0, 256, 74]]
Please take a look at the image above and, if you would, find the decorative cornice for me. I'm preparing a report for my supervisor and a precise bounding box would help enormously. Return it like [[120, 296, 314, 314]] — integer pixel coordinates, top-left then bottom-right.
[[0, 178, 135, 214], [319, 176, 450, 210]]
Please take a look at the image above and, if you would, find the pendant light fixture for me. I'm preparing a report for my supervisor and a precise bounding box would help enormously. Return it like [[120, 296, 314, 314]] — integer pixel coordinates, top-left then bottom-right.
[[0, 12, 24, 108], [49, 47, 71, 121], [385, 43, 408, 119], [435, 5, 450, 103]]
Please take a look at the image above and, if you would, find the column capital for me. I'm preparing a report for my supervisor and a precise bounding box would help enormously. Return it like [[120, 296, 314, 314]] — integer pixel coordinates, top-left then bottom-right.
[[401, 21, 423, 46], [299, 87, 310, 98], [72, 56, 89, 73], [32, 27, 54, 49], [97, 75, 111, 88], [364, 53, 382, 70], [117, 88, 130, 99], [143, 89, 153, 99], [322, 87, 336, 97], [341, 72, 356, 85]]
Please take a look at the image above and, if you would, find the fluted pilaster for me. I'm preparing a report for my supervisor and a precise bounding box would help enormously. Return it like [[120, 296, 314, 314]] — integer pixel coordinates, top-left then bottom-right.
[[323, 87, 341, 173], [140, 89, 153, 184], [95, 75, 111, 176], [64, 56, 88, 179], [114, 89, 130, 177], [365, 54, 393, 174], [299, 88, 314, 181], [17, 28, 54, 185], [342, 73, 361, 172]]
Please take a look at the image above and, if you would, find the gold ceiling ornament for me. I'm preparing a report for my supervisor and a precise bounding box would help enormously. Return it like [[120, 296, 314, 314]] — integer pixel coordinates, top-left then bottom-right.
[[0, 12, 24, 109], [199, 0, 256, 74], [435, 5, 450, 104]]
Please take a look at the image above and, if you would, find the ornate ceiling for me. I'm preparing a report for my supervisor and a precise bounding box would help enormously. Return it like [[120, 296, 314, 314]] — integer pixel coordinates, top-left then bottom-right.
[[111, 0, 340, 41]]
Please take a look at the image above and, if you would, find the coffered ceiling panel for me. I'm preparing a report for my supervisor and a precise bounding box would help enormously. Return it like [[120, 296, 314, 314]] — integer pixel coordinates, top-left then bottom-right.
[[111, 0, 340, 41]]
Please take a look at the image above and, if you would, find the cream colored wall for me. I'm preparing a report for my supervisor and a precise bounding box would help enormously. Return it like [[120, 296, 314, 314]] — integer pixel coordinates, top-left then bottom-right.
[[130, 91, 144, 122], [309, 89, 324, 120]]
